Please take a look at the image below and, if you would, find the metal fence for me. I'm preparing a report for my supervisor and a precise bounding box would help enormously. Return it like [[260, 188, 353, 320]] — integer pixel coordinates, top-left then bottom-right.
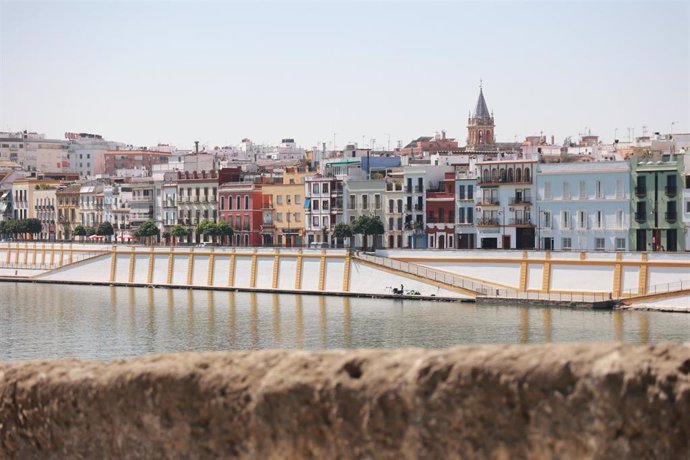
[[619, 279, 690, 299]]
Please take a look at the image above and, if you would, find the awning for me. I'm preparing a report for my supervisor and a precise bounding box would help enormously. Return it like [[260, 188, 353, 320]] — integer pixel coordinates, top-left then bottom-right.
[[304, 198, 311, 209]]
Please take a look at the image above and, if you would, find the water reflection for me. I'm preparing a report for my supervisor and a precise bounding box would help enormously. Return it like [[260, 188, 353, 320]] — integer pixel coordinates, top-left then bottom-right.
[[1, 283, 689, 362]]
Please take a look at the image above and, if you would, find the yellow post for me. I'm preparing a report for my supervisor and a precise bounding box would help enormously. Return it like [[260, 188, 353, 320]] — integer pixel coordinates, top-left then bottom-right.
[[187, 249, 195, 285], [638, 252, 648, 295], [207, 249, 215, 287], [318, 249, 327, 291], [167, 251, 175, 285], [41, 244, 46, 266], [6, 242, 11, 264], [50, 243, 55, 267], [579, 251, 586, 261], [59, 245, 64, 266], [612, 252, 623, 298], [23, 243, 29, 265], [14, 242, 19, 264], [128, 251, 136, 283], [228, 249, 236, 287], [32, 242, 37, 266], [109, 248, 117, 283], [519, 250, 528, 291], [68, 243, 73, 264], [295, 249, 303, 290], [147, 248, 155, 284], [272, 248, 280, 289], [342, 251, 351, 292], [250, 248, 258, 288], [541, 251, 551, 293]]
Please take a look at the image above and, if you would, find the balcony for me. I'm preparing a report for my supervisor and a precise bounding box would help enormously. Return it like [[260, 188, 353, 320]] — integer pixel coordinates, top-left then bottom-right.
[[665, 185, 677, 197], [477, 217, 500, 226], [635, 186, 646, 197], [477, 198, 500, 206], [635, 212, 646, 223], [414, 186, 423, 193], [510, 196, 532, 205], [509, 217, 534, 226], [665, 212, 677, 223]]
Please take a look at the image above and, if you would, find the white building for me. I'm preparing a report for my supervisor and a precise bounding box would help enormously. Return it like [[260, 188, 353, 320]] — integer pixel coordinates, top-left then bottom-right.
[[403, 164, 453, 248], [66, 133, 124, 179], [476, 158, 537, 249], [536, 162, 630, 251], [455, 170, 477, 249], [304, 174, 343, 246], [344, 178, 385, 248]]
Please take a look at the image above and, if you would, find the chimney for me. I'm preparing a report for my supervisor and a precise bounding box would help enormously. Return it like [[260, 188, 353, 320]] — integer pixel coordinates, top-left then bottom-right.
[[194, 141, 199, 155]]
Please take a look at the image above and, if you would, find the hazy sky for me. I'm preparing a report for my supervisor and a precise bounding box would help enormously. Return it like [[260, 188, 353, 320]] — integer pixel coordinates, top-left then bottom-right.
[[1, 1, 688, 150]]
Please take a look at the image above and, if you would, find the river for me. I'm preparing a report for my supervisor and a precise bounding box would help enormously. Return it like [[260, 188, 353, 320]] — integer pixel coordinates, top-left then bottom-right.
[[1, 283, 689, 362]]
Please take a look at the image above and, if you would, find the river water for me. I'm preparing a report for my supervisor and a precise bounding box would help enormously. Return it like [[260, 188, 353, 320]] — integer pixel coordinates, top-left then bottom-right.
[[1, 283, 689, 362]]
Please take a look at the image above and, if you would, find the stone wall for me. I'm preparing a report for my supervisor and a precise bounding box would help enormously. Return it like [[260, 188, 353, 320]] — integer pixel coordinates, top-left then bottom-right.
[[1, 343, 689, 459]]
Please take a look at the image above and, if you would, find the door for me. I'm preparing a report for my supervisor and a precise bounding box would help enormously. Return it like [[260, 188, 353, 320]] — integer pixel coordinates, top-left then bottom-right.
[[636, 229, 646, 251], [543, 237, 554, 250], [502, 235, 511, 249], [438, 234, 445, 249]]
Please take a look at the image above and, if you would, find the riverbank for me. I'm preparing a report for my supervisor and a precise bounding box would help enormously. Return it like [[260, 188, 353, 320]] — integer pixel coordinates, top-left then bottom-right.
[[1, 343, 688, 458]]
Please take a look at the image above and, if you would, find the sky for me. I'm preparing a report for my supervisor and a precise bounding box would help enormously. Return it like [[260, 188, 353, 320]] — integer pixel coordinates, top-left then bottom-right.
[[1, 1, 688, 150]]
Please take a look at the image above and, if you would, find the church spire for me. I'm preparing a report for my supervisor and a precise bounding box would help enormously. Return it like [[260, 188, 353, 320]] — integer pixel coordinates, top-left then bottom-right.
[[466, 81, 495, 151], [473, 83, 491, 120]]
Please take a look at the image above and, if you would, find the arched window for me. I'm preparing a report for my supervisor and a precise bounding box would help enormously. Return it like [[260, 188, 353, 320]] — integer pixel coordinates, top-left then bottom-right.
[[486, 130, 491, 142], [478, 131, 483, 144], [220, 196, 225, 210], [492, 168, 499, 182], [244, 195, 249, 210], [500, 168, 506, 181], [524, 168, 531, 182], [236, 196, 241, 210], [508, 168, 514, 182], [228, 195, 233, 210], [483, 169, 489, 182], [516, 168, 522, 182]]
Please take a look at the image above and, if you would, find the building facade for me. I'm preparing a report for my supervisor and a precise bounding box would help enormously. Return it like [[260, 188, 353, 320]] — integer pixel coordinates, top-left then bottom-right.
[[536, 162, 630, 251], [218, 182, 262, 246]]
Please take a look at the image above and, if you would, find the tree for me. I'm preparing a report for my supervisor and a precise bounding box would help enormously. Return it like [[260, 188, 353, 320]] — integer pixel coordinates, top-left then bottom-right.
[[97, 221, 114, 242], [333, 223, 353, 248], [196, 219, 219, 244], [21, 218, 42, 240], [135, 219, 160, 246], [351, 215, 385, 251], [74, 224, 87, 242], [170, 224, 188, 246], [216, 221, 233, 246]]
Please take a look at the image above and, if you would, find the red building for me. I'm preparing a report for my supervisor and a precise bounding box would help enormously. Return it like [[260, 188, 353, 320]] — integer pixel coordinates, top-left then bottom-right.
[[425, 172, 456, 249], [218, 182, 263, 246]]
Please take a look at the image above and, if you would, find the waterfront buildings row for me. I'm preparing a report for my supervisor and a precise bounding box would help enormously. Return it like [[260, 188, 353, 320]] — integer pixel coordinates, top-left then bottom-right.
[[1, 86, 689, 251]]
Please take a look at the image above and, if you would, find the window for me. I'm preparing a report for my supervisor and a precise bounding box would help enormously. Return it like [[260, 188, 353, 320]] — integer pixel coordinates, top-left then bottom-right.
[[322, 200, 329, 210], [294, 213, 301, 222], [563, 182, 570, 200], [562, 237, 572, 250], [543, 211, 552, 229], [236, 196, 241, 210], [458, 185, 465, 200], [312, 216, 320, 227], [389, 199, 394, 213], [595, 180, 602, 199], [322, 216, 329, 228], [561, 211, 571, 229], [397, 218, 403, 230], [615, 238, 626, 251], [544, 181, 552, 200], [244, 195, 249, 209], [295, 194, 301, 204], [277, 195, 283, 205], [313, 200, 320, 211], [220, 196, 225, 210], [467, 185, 473, 200], [616, 210, 623, 228], [276, 212, 283, 223], [348, 194, 355, 210], [322, 183, 329, 194], [578, 210, 587, 229], [596, 210, 603, 229], [397, 200, 403, 213], [579, 180, 586, 199], [362, 195, 369, 210], [458, 207, 465, 223], [687, 202, 690, 213], [616, 179, 624, 198], [595, 238, 605, 251], [374, 194, 381, 210], [467, 207, 473, 224], [388, 217, 394, 229]]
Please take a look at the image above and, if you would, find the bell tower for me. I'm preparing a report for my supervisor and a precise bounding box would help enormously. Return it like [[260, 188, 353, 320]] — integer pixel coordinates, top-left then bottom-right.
[[467, 81, 495, 151]]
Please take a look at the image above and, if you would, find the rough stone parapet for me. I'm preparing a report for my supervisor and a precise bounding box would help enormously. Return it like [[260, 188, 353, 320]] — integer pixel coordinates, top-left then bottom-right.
[[1, 343, 689, 459]]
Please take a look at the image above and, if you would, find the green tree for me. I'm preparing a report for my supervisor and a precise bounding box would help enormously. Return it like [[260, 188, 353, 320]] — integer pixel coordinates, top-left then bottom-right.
[[135, 219, 160, 246], [25, 218, 42, 240], [351, 215, 385, 251], [216, 220, 233, 246], [97, 221, 114, 242], [170, 224, 188, 246], [196, 219, 219, 244], [333, 223, 353, 248], [74, 224, 87, 242]]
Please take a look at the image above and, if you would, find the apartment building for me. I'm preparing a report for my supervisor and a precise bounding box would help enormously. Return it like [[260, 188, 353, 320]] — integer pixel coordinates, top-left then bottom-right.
[[218, 182, 262, 246], [304, 174, 344, 246], [260, 169, 307, 247], [426, 172, 456, 249], [455, 170, 477, 249], [536, 162, 630, 251], [476, 158, 536, 249], [344, 178, 385, 248], [176, 170, 219, 243], [56, 183, 81, 239]]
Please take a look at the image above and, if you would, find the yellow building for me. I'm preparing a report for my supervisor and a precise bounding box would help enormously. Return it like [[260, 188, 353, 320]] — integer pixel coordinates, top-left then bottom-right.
[[261, 169, 308, 247]]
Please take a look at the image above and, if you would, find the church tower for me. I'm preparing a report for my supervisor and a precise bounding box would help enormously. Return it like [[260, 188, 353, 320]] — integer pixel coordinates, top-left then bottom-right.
[[466, 82, 495, 151]]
